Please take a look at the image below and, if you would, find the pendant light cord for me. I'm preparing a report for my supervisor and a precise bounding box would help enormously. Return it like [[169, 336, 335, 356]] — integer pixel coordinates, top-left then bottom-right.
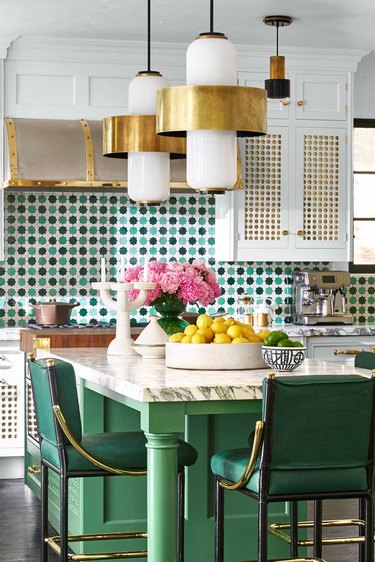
[[147, 0, 151, 71], [210, 0, 214, 33], [276, 22, 279, 56]]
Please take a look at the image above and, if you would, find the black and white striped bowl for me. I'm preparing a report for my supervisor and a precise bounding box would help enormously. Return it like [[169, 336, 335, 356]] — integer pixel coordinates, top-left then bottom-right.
[[262, 345, 307, 372]]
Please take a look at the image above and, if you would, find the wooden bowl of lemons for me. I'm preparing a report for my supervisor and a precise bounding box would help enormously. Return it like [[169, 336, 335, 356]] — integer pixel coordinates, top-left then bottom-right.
[[165, 314, 268, 370]]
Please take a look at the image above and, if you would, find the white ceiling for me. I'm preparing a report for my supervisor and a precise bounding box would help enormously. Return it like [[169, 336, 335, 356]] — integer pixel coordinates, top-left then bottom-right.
[[2, 0, 375, 51]]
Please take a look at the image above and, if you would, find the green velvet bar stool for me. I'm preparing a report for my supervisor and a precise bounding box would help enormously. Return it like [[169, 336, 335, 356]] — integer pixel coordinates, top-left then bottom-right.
[[28, 355, 198, 562], [211, 372, 375, 562], [355, 350, 375, 370]]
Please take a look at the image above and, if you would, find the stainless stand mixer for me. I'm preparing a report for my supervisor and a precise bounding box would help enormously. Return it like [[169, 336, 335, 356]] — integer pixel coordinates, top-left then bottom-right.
[[292, 270, 353, 325]]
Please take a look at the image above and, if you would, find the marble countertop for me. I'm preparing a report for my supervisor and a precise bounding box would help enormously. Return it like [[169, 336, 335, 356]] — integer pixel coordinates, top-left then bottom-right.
[[0, 328, 20, 341], [281, 324, 375, 337], [38, 348, 369, 404]]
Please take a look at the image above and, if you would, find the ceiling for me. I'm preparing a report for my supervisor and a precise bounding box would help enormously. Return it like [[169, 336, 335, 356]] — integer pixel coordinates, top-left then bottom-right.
[[1, 0, 375, 52]]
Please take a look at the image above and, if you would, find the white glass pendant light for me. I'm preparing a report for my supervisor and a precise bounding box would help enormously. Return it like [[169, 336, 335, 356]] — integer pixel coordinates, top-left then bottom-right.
[[103, 0, 185, 205], [156, 0, 267, 194]]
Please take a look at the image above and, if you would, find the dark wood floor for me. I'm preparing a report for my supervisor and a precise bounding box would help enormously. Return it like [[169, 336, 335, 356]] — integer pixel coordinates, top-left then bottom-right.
[[0, 479, 60, 562]]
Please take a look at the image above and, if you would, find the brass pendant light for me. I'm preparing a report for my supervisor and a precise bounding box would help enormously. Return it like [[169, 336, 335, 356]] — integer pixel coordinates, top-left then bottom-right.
[[102, 0, 185, 205], [264, 15, 293, 101], [156, 0, 267, 194]]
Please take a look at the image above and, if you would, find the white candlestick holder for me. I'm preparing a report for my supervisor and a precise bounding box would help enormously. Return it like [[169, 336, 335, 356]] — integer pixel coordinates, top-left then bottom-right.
[[92, 281, 156, 356]]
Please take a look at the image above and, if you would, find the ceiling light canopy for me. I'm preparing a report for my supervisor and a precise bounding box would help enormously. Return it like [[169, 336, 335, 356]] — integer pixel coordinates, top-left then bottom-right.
[[102, 0, 185, 205], [156, 0, 267, 194], [264, 15, 293, 101]]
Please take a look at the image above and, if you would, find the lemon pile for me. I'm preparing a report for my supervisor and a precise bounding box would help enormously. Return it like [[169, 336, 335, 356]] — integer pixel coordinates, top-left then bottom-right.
[[168, 314, 271, 345]]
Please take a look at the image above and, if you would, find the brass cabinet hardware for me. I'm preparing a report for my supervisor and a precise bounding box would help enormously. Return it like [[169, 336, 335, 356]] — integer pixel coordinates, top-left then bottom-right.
[[32, 337, 51, 350], [297, 100, 304, 106], [296, 230, 304, 236], [27, 465, 41, 475], [334, 349, 361, 355], [282, 99, 290, 106], [281, 230, 289, 236]]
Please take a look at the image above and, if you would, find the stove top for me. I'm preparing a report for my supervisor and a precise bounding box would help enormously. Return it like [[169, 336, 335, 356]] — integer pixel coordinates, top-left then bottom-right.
[[28, 322, 116, 330]]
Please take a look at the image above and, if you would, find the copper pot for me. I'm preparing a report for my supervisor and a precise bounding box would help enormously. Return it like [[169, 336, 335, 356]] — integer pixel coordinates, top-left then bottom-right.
[[30, 300, 79, 325]]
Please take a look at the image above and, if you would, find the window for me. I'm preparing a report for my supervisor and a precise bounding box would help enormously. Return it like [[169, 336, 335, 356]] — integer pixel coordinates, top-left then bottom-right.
[[350, 119, 375, 273]]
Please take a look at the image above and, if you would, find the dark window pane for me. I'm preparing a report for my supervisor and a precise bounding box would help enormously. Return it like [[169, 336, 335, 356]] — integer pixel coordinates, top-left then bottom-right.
[[353, 220, 375, 264], [353, 127, 375, 171], [353, 174, 375, 218]]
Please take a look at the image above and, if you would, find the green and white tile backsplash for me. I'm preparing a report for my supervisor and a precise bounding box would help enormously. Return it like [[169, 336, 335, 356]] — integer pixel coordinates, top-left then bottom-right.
[[0, 191, 373, 327]]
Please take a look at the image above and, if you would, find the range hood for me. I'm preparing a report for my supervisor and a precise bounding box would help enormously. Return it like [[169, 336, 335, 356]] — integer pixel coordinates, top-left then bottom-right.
[[3, 117, 243, 191]]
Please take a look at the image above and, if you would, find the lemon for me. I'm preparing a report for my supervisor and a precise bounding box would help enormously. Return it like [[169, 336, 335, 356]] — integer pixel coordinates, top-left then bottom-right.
[[184, 324, 198, 336], [212, 316, 226, 323], [224, 317, 236, 327], [257, 329, 271, 341], [197, 327, 214, 343], [247, 334, 262, 343], [232, 337, 250, 344], [181, 335, 192, 344], [211, 321, 228, 334], [227, 325, 243, 339], [242, 327, 255, 340], [191, 333, 206, 344], [168, 332, 185, 343], [196, 314, 213, 329], [213, 333, 232, 344]]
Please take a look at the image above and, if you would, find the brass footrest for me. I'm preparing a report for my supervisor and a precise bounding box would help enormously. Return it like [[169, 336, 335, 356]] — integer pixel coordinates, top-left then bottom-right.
[[269, 518, 367, 546], [46, 530, 147, 560]]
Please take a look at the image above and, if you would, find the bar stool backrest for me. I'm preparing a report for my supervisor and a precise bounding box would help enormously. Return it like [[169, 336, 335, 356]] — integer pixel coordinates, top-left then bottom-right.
[[29, 358, 82, 448], [260, 374, 375, 489]]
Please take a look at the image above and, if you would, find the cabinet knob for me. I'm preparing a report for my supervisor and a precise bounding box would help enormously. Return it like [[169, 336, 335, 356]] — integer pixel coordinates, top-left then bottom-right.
[[282, 99, 290, 106], [297, 100, 304, 107], [296, 230, 304, 236], [281, 230, 289, 236]]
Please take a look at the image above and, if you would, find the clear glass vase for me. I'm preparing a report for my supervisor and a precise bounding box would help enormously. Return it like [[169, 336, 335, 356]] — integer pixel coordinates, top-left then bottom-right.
[[153, 294, 189, 336]]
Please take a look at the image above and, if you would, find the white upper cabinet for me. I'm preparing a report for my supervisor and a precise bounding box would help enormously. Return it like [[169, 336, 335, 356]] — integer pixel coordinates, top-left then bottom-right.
[[295, 73, 347, 121]]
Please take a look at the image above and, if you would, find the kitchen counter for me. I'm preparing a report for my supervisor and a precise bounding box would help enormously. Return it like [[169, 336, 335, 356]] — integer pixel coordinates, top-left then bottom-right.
[[275, 323, 375, 337], [0, 328, 20, 341]]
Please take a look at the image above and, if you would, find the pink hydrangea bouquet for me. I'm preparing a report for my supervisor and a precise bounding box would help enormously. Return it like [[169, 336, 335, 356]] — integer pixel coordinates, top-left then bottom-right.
[[124, 259, 221, 307]]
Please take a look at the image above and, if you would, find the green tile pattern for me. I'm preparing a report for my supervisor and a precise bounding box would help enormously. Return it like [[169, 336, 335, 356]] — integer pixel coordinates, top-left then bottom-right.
[[0, 191, 373, 327]]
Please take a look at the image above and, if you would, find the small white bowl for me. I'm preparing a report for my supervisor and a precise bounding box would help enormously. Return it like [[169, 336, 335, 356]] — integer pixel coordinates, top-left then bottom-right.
[[132, 344, 165, 359], [262, 345, 307, 372]]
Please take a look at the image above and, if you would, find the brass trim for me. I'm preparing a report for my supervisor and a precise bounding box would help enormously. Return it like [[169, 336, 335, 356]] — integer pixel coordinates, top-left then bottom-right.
[[269, 518, 367, 547], [27, 464, 41, 475], [3, 178, 189, 189], [27, 352, 35, 362], [5, 117, 18, 180], [263, 15, 294, 27], [33, 337, 51, 350], [197, 32, 227, 40], [282, 99, 290, 106], [156, 85, 267, 137], [47, 531, 147, 561], [79, 120, 95, 182], [270, 56, 285, 80], [267, 371, 276, 379], [219, 421, 264, 490], [297, 100, 304, 107], [136, 70, 162, 77], [46, 359, 55, 367], [53, 405, 146, 476], [103, 115, 186, 157]]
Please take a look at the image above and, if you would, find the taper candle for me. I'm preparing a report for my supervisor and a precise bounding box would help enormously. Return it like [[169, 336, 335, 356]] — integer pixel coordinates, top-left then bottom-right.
[[118, 255, 126, 282], [143, 258, 149, 282], [100, 257, 106, 283]]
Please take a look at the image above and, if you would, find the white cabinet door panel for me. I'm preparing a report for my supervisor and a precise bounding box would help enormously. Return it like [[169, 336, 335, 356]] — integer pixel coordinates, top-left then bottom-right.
[[296, 74, 347, 121]]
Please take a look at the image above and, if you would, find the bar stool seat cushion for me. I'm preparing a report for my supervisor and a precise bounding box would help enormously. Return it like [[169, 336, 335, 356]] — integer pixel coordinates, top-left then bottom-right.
[[211, 447, 368, 495], [42, 431, 198, 472]]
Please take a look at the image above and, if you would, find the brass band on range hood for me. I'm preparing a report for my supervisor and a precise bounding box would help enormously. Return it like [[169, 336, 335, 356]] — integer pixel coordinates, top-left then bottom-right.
[[103, 115, 186, 158], [156, 85, 267, 137]]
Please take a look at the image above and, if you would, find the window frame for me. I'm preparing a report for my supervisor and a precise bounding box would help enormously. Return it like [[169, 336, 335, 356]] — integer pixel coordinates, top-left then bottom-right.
[[349, 118, 375, 274]]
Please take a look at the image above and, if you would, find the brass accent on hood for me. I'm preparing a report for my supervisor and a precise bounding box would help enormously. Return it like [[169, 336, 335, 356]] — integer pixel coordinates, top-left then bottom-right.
[[3, 117, 244, 192]]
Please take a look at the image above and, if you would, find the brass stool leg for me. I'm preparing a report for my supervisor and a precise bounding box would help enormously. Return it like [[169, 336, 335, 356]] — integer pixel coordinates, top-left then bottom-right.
[[214, 477, 224, 562], [41, 463, 49, 562], [313, 500, 323, 559], [290, 501, 299, 558]]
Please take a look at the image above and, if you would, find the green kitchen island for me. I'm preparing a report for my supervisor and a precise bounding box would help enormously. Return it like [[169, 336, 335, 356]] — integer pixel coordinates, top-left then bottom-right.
[[34, 349, 367, 562]]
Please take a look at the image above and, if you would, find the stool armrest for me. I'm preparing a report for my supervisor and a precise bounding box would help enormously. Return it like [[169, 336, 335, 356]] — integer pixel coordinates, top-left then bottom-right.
[[52, 405, 146, 476], [220, 420, 264, 490]]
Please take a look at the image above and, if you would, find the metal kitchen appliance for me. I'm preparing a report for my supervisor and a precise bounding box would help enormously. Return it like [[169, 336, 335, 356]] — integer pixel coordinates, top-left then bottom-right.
[[292, 270, 353, 325]]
